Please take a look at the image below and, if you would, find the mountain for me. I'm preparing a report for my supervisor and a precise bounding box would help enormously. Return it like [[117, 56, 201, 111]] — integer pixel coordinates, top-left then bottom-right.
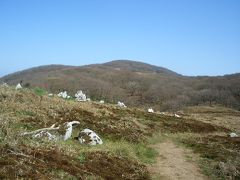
[[1, 60, 240, 111]]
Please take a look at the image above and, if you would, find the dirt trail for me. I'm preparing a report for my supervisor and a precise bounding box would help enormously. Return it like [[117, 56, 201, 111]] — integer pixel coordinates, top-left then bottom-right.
[[148, 140, 208, 180]]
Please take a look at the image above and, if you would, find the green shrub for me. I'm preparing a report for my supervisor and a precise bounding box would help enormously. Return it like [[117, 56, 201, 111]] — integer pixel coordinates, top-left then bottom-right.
[[34, 87, 46, 96], [135, 143, 157, 164], [78, 152, 86, 164]]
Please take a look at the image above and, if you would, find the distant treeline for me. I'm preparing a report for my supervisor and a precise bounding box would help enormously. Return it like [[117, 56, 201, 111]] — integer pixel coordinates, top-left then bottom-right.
[[1, 60, 240, 111]]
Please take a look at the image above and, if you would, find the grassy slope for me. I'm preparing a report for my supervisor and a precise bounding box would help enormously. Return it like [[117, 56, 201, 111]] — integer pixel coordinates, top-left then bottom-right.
[[0, 86, 239, 179]]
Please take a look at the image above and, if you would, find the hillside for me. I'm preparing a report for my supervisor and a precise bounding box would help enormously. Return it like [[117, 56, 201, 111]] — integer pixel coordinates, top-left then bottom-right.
[[0, 85, 239, 179], [1, 60, 240, 111]]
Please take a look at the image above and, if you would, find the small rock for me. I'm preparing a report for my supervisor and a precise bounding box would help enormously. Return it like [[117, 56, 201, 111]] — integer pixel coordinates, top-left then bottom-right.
[[75, 90, 87, 102], [99, 100, 105, 104], [148, 108, 154, 113], [174, 114, 181, 118], [229, 132, 238, 138], [33, 131, 57, 141], [1, 82, 8, 87], [57, 91, 68, 99], [117, 101, 126, 108], [15, 83, 22, 90]]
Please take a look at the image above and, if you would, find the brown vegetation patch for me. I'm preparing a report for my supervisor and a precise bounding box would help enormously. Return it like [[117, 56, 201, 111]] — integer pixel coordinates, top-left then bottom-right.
[[123, 108, 229, 134], [183, 135, 240, 161], [184, 106, 240, 132], [182, 135, 240, 179], [160, 119, 229, 133], [0, 144, 86, 179], [85, 151, 150, 180], [0, 144, 149, 179]]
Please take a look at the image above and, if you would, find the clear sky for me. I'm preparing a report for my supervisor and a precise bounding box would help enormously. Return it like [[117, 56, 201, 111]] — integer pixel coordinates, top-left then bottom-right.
[[0, 0, 239, 76]]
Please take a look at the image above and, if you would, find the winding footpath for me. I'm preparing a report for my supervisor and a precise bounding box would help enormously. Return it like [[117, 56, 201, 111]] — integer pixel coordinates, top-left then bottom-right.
[[148, 140, 208, 180]]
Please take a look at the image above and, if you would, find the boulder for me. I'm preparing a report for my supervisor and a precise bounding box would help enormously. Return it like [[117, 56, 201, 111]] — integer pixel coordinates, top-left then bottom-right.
[[75, 90, 87, 102], [76, 128, 103, 145]]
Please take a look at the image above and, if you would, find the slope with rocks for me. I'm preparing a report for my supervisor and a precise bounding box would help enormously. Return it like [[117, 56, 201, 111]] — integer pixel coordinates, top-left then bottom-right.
[[1, 85, 239, 179]]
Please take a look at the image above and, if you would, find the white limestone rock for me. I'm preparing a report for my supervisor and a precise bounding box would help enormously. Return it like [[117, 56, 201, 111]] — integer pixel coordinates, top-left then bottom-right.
[[75, 90, 87, 102], [33, 131, 57, 141], [229, 132, 238, 138], [117, 101, 126, 108], [1, 82, 9, 87], [99, 100, 105, 104], [148, 108, 154, 113], [57, 91, 70, 99], [174, 114, 181, 118], [32, 121, 80, 141], [61, 121, 80, 140], [76, 128, 103, 145], [15, 83, 22, 90]]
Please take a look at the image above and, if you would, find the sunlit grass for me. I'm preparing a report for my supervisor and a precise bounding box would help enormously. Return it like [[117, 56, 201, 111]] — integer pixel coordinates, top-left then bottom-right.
[[55, 137, 157, 164]]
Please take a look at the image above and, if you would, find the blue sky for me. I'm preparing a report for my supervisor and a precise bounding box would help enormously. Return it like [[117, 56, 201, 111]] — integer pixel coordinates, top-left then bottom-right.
[[0, 0, 239, 76]]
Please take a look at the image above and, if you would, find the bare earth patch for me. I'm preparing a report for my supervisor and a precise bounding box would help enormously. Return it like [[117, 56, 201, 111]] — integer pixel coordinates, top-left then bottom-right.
[[148, 140, 208, 180]]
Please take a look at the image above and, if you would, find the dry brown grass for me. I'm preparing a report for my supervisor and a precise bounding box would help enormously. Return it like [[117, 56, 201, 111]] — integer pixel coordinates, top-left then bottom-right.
[[177, 134, 240, 179], [183, 106, 240, 133]]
